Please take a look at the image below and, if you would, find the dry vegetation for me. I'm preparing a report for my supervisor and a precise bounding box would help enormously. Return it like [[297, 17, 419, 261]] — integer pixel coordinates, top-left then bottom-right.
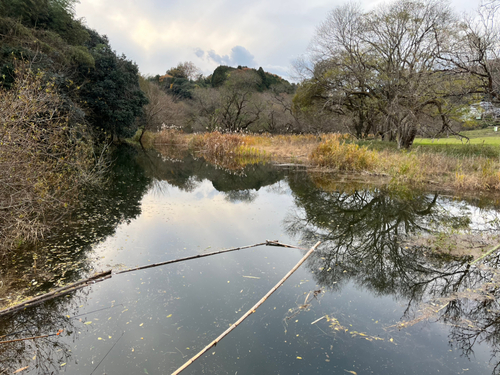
[[151, 129, 500, 192], [0, 68, 101, 257]]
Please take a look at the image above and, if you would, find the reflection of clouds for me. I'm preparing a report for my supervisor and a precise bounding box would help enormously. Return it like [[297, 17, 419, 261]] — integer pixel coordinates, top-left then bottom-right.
[[92, 179, 294, 270]]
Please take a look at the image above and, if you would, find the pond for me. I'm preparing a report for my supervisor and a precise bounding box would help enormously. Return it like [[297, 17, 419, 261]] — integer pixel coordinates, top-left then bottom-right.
[[1, 145, 500, 374]]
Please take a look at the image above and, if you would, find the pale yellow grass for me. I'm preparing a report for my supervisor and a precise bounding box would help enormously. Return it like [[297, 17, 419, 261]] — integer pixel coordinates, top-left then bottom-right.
[[152, 130, 500, 192]]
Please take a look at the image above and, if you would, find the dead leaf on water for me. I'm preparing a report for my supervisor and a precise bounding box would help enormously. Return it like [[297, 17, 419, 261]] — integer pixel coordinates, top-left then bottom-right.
[[13, 366, 29, 373], [344, 371, 357, 375]]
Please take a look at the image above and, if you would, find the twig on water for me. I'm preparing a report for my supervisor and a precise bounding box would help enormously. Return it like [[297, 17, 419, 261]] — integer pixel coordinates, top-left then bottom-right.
[[0, 270, 111, 317], [170, 241, 321, 375], [90, 331, 125, 375], [0, 241, 301, 319], [0, 329, 63, 344], [469, 244, 500, 265]]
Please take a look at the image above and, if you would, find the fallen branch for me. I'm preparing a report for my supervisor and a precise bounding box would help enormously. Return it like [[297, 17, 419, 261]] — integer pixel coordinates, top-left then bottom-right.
[[0, 329, 63, 344], [0, 241, 302, 318], [170, 241, 321, 375], [0, 270, 112, 317], [116, 241, 296, 275], [470, 244, 500, 266]]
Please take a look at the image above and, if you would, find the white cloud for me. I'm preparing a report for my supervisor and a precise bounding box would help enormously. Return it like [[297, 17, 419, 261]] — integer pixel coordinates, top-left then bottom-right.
[[75, 0, 480, 79]]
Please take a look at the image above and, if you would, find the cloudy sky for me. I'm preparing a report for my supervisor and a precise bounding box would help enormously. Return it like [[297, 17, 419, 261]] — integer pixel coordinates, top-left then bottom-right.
[[75, 0, 478, 80]]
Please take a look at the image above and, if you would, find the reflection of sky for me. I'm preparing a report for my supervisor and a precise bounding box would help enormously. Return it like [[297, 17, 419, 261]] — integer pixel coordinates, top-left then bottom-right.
[[75, 177, 494, 374], [91, 179, 295, 271], [5, 177, 496, 374]]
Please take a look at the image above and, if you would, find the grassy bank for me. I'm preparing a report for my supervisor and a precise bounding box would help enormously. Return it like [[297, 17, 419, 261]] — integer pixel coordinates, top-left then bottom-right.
[[150, 129, 500, 192]]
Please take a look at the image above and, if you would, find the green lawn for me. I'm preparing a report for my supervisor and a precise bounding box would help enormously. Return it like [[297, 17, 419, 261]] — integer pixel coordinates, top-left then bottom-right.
[[414, 127, 500, 146], [353, 128, 500, 158]]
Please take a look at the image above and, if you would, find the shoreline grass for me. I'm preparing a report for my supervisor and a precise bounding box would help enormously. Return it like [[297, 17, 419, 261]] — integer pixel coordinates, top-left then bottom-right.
[[151, 130, 500, 193]]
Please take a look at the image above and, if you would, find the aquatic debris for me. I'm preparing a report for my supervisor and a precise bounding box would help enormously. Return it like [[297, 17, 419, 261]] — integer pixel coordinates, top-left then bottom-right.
[[170, 241, 321, 375]]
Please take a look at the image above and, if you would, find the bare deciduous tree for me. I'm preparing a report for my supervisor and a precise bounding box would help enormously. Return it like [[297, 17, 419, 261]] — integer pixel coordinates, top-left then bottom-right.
[[296, 0, 469, 148]]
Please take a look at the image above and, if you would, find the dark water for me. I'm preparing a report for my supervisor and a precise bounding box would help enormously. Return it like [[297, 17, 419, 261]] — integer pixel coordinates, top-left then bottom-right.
[[2, 145, 500, 374]]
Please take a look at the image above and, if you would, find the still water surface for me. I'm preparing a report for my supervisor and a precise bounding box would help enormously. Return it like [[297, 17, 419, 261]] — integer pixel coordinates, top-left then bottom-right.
[[1, 146, 500, 374]]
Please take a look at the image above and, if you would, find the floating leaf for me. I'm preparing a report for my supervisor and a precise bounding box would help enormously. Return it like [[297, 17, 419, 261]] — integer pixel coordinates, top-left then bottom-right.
[[13, 366, 29, 374], [84, 321, 92, 325], [297, 356, 302, 360], [167, 314, 172, 318], [344, 371, 357, 375]]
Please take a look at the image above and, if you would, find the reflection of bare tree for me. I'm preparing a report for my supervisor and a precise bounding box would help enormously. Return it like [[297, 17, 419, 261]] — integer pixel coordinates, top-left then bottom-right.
[[224, 190, 258, 203], [285, 175, 500, 371], [0, 290, 89, 374]]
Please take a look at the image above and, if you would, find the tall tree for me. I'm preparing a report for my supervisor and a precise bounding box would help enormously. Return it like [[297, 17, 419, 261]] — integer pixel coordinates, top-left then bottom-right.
[[78, 29, 148, 141], [296, 0, 466, 148]]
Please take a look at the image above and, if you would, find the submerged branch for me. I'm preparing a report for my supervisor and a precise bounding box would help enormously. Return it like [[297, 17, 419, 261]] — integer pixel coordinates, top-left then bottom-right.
[[0, 241, 305, 318], [170, 241, 321, 375]]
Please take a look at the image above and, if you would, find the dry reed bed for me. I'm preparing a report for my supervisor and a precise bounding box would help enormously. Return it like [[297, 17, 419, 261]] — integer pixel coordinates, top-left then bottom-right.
[[152, 130, 500, 191]]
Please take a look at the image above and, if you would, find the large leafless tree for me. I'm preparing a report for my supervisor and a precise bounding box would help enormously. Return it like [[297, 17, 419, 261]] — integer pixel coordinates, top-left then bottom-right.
[[296, 0, 476, 148]]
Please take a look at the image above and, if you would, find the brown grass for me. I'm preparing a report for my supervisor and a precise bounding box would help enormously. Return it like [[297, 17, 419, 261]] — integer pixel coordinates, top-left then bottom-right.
[[151, 130, 500, 192]]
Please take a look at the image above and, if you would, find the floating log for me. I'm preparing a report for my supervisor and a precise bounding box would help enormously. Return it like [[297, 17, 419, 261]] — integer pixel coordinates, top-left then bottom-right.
[[0, 241, 303, 318], [0, 270, 112, 318], [170, 241, 321, 375], [116, 242, 270, 275]]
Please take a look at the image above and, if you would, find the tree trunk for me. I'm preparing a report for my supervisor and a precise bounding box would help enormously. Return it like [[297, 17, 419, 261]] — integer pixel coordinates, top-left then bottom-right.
[[397, 122, 417, 149]]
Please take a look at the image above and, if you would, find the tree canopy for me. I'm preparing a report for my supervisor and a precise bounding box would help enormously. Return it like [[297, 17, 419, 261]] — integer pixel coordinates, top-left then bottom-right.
[[294, 0, 498, 147]]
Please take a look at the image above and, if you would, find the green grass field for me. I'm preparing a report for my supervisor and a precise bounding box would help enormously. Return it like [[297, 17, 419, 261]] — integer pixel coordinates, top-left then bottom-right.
[[414, 127, 500, 146], [412, 127, 500, 158], [353, 128, 500, 159]]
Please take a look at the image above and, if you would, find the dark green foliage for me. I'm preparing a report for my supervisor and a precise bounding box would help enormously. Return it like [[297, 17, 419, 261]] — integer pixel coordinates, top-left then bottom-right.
[[256, 67, 267, 91], [211, 65, 235, 87], [77, 37, 148, 140], [0, 0, 89, 45], [166, 77, 196, 99], [209, 65, 294, 93], [0, 2, 147, 142]]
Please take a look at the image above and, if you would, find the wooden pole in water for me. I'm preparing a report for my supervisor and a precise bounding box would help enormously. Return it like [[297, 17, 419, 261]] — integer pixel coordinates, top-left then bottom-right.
[[116, 242, 269, 274], [0, 241, 298, 317], [0, 270, 112, 318], [170, 241, 321, 375], [116, 241, 303, 274]]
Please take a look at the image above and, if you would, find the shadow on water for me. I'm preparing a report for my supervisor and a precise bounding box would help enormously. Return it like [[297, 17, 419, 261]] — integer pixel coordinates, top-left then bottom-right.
[[1, 145, 500, 373]]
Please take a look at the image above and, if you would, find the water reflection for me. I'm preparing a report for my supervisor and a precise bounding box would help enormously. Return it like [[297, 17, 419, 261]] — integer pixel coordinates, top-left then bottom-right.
[[0, 146, 153, 306], [136, 149, 285, 202], [1, 146, 500, 374], [284, 173, 500, 370]]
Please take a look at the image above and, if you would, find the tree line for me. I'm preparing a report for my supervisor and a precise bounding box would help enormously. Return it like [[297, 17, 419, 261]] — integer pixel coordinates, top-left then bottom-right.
[[141, 0, 500, 150], [139, 62, 345, 138]]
